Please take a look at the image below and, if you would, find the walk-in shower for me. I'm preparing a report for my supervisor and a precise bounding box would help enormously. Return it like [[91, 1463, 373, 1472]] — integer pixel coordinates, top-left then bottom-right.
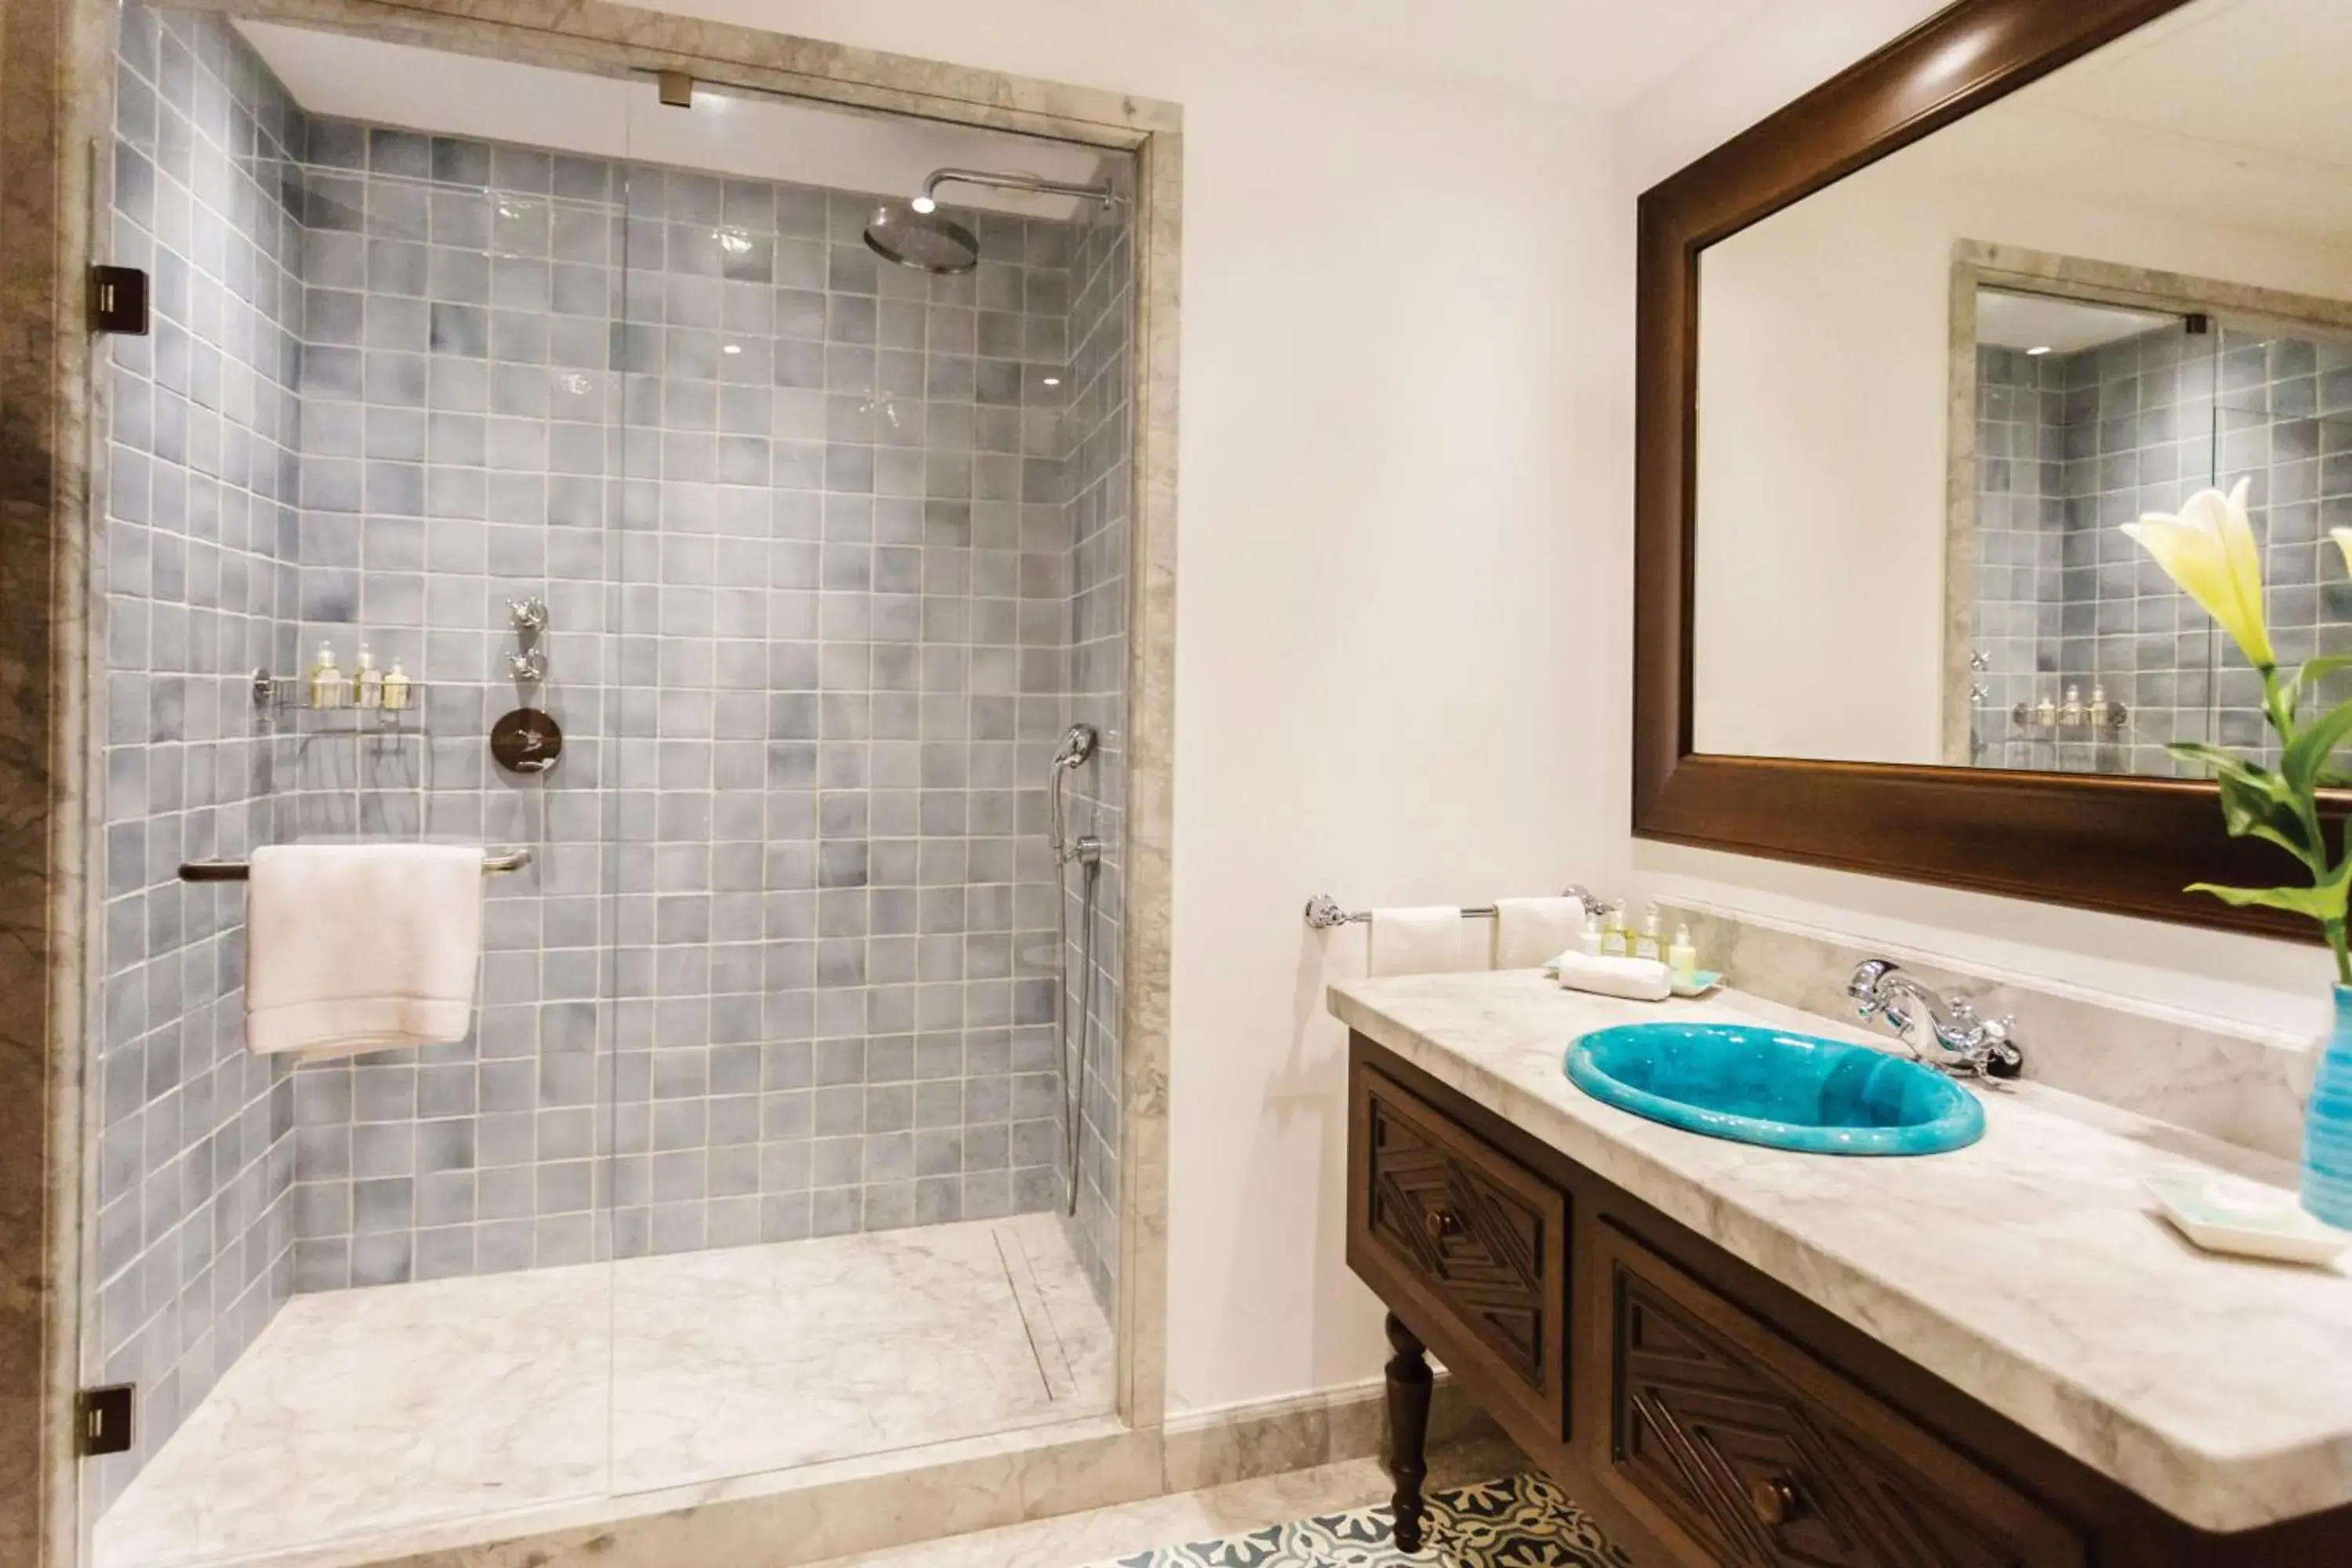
[[83, 7, 1138, 1563]]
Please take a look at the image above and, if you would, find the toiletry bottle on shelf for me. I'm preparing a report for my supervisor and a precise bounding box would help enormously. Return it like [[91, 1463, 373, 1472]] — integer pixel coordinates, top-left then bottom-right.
[[381, 660, 412, 712], [1668, 925, 1699, 990], [1577, 909, 1604, 958], [309, 642, 345, 709], [1601, 902, 1629, 958], [1635, 902, 1663, 963], [354, 644, 382, 709]]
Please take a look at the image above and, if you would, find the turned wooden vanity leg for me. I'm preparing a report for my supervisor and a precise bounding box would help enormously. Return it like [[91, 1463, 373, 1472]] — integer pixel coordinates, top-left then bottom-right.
[[1384, 1310, 1434, 1553]]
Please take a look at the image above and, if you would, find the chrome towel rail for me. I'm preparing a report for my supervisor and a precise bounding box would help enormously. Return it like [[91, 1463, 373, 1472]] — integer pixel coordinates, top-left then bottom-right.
[[1304, 885, 1605, 931], [179, 848, 533, 882]]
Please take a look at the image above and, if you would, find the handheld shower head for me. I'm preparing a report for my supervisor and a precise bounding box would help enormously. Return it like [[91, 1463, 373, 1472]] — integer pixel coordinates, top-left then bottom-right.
[[1054, 724, 1098, 770]]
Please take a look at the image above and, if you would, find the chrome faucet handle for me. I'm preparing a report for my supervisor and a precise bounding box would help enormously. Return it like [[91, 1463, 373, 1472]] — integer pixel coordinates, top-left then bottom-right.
[[1962, 1014, 2024, 1078], [508, 597, 549, 635], [1848, 957, 1897, 1017], [507, 648, 547, 683], [1562, 884, 1610, 919]]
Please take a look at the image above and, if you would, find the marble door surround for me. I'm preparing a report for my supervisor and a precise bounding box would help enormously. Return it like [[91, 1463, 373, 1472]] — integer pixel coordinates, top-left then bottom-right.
[[0, 0, 1181, 1563]]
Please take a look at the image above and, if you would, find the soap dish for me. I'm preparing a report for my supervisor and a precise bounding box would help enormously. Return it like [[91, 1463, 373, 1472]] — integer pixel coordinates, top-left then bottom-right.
[[2144, 1172, 2352, 1267], [1671, 970, 1723, 999]]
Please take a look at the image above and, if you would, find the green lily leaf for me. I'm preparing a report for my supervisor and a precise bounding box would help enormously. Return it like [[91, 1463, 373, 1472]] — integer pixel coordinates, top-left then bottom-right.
[[2188, 880, 2352, 923], [2296, 655, 2352, 689], [2165, 741, 2268, 779], [2213, 764, 2320, 865], [2282, 697, 2352, 797]]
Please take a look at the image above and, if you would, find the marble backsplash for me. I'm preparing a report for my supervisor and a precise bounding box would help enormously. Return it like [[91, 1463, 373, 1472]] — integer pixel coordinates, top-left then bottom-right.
[[1665, 902, 2318, 1164]]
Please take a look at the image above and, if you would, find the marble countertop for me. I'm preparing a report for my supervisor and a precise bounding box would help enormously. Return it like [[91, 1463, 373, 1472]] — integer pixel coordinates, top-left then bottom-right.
[[1329, 971, 2352, 1534]]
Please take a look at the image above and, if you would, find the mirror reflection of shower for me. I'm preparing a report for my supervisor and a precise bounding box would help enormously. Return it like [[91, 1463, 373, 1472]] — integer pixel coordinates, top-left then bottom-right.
[[1049, 724, 1101, 1216], [863, 166, 1116, 274]]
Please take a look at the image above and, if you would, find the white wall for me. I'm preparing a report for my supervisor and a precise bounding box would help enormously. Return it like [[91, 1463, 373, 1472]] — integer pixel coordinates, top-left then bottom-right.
[[1620, 2, 2342, 1033], [1692, 144, 2352, 764], [629, 0, 1630, 1416]]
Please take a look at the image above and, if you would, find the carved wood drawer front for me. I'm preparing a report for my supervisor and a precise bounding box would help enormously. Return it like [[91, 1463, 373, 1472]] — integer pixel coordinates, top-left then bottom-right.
[[1598, 1226, 2083, 1568], [1355, 1068, 1569, 1439]]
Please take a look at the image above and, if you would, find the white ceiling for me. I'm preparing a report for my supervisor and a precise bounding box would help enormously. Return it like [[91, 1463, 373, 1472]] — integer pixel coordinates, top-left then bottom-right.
[[236, 21, 1112, 217], [1116, 0, 1785, 110], [1976, 289, 2179, 354], [1902, 0, 2352, 253], [2031, 0, 2352, 175]]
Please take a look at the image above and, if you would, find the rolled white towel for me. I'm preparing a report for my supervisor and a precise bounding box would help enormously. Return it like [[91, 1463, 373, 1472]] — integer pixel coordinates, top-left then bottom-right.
[[1554, 951, 1672, 1003]]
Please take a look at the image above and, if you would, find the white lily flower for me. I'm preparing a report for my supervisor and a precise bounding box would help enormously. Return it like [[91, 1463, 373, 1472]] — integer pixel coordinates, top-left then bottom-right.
[[2121, 478, 2274, 670]]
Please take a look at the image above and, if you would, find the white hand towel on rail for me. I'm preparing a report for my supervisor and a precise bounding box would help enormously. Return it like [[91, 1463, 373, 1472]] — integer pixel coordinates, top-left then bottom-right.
[[1366, 906, 1476, 978], [1490, 897, 1583, 969], [245, 844, 487, 1060]]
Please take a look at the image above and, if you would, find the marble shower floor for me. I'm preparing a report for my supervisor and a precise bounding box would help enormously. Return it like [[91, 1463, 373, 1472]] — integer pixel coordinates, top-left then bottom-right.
[[94, 1214, 1112, 1568]]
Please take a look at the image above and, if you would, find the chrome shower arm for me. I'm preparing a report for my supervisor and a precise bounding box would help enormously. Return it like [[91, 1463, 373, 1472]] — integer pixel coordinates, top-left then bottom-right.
[[920, 167, 1116, 209]]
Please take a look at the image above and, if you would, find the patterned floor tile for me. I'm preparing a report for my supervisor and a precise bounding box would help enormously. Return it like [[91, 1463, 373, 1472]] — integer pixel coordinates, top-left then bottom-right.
[[1083, 1472, 1630, 1567]]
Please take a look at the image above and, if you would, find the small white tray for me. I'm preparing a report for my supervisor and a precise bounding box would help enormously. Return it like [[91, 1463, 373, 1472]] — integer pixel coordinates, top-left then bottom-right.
[[2144, 1172, 2352, 1267]]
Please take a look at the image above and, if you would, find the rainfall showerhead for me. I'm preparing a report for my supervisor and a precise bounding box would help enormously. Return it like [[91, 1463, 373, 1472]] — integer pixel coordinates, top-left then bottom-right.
[[861, 203, 981, 274], [862, 166, 1118, 274]]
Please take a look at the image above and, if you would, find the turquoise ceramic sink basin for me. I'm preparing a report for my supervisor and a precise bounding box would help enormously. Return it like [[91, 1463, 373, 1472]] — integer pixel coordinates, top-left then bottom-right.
[[1566, 1022, 1984, 1156]]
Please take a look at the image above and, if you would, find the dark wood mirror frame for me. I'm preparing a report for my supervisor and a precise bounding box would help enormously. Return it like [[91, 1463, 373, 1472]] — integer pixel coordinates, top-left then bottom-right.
[[1632, 0, 2342, 942]]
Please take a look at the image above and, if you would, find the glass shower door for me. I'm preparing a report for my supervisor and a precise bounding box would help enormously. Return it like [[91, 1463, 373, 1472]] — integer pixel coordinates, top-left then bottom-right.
[[83, 10, 630, 1559], [599, 76, 1127, 1497]]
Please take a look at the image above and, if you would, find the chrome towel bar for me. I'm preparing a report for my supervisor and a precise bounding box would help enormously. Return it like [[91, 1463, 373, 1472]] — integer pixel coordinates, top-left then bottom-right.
[[1304, 885, 1605, 931], [179, 848, 534, 882]]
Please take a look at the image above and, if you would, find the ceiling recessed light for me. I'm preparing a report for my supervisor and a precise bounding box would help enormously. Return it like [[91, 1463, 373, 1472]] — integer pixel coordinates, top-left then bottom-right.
[[2027, 345, 2053, 356]]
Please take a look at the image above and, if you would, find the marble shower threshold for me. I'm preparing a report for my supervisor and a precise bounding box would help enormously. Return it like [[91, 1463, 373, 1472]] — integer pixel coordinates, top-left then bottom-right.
[[93, 1214, 1113, 1568]]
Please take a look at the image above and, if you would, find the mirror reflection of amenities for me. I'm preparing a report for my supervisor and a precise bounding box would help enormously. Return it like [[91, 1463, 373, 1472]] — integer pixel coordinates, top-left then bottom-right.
[[1637, 0, 2352, 931]]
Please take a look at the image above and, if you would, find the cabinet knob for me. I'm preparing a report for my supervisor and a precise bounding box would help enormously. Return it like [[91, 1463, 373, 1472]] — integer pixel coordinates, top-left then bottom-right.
[[1748, 1474, 1804, 1526], [1422, 1206, 1461, 1241]]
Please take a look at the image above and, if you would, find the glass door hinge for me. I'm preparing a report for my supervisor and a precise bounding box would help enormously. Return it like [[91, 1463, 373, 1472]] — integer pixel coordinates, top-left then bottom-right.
[[76, 1384, 134, 1457], [89, 266, 150, 336]]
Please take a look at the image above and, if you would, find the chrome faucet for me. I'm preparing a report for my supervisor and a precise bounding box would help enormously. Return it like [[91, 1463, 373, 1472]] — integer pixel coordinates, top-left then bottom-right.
[[1847, 959, 2024, 1079]]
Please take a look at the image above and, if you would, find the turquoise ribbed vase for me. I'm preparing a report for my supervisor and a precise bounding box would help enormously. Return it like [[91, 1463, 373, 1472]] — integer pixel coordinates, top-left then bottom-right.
[[2303, 985, 2352, 1229]]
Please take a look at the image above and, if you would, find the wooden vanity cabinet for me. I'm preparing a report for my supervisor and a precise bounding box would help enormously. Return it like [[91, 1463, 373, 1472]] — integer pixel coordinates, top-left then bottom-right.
[[1345, 1033, 2352, 1567]]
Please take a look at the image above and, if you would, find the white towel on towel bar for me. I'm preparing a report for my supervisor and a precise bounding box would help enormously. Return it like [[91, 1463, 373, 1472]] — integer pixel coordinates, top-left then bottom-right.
[[1366, 906, 1476, 978], [245, 844, 487, 1060], [1490, 897, 1584, 969]]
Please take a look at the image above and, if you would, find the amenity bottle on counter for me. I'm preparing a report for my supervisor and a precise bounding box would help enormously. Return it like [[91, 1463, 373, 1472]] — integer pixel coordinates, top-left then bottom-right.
[[1601, 902, 1629, 958], [1635, 903, 1663, 963], [1577, 909, 1604, 958], [1668, 925, 1699, 990]]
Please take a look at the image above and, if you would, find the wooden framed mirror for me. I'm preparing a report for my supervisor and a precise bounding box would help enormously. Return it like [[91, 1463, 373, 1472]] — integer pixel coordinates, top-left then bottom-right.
[[1633, 0, 2352, 938]]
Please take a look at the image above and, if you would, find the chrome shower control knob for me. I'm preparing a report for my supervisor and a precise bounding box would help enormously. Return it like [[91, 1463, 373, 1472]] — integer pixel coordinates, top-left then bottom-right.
[[507, 597, 548, 634]]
